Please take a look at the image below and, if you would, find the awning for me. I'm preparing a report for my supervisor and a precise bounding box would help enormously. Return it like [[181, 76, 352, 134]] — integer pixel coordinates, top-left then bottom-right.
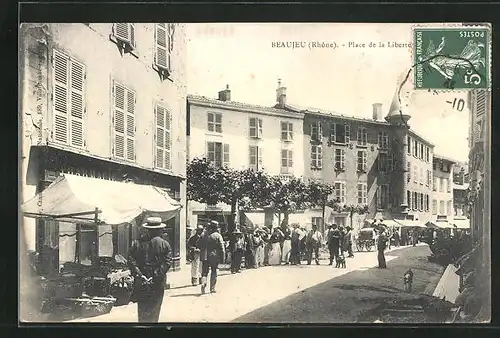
[[394, 219, 426, 228], [21, 173, 182, 225], [426, 220, 455, 229], [243, 212, 266, 229], [450, 218, 470, 229]]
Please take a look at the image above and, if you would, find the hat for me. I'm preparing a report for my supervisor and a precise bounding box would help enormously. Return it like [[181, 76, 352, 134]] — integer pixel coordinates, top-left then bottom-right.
[[208, 220, 219, 229], [142, 216, 166, 229], [233, 228, 242, 234], [196, 224, 204, 230]]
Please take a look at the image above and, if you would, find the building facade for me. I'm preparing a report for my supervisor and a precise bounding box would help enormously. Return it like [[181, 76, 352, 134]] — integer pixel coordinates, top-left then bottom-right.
[[431, 155, 455, 220], [452, 162, 469, 217], [20, 23, 188, 272], [186, 84, 304, 229]]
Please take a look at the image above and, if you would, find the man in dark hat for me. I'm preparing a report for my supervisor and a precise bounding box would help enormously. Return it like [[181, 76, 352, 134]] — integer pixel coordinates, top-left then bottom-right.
[[328, 224, 341, 265], [128, 217, 172, 323], [187, 225, 204, 286], [231, 228, 246, 273], [345, 226, 354, 258], [377, 225, 388, 268], [198, 220, 225, 294]]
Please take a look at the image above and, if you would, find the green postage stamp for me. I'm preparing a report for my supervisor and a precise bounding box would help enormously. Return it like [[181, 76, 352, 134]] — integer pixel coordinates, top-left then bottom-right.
[[413, 26, 490, 90]]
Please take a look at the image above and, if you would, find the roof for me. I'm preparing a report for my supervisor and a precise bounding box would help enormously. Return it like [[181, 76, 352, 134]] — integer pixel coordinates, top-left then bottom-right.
[[433, 154, 458, 164], [187, 95, 304, 119], [21, 173, 182, 225]]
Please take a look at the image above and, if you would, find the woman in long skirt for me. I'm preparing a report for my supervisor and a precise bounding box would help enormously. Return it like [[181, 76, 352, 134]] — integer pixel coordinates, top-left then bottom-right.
[[268, 228, 284, 265], [281, 227, 292, 264], [254, 229, 265, 267]]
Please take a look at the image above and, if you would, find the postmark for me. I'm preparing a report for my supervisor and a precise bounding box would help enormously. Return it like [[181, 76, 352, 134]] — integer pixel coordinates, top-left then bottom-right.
[[413, 26, 490, 90]]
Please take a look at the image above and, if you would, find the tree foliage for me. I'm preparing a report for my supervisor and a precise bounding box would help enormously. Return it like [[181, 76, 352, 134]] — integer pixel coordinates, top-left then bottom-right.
[[307, 180, 335, 209]]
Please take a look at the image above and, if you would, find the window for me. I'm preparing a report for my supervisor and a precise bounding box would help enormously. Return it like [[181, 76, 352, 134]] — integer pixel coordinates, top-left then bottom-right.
[[330, 123, 350, 144], [311, 145, 322, 169], [357, 150, 367, 172], [407, 136, 411, 155], [420, 143, 424, 160], [281, 121, 293, 141], [432, 200, 438, 215], [447, 178, 451, 193], [334, 182, 347, 204], [378, 152, 388, 172], [433, 177, 437, 191], [420, 168, 424, 185], [407, 162, 411, 182], [249, 117, 263, 139], [413, 165, 418, 183], [378, 131, 388, 149], [207, 142, 229, 167], [425, 147, 430, 162], [440, 178, 446, 192], [154, 23, 174, 76], [426, 170, 431, 186], [387, 154, 394, 172], [281, 149, 293, 174], [447, 201, 452, 216], [334, 148, 346, 171], [249, 145, 263, 171], [407, 190, 411, 208], [413, 192, 417, 210], [357, 127, 368, 146], [377, 184, 389, 209], [155, 103, 171, 170], [112, 23, 136, 53], [112, 81, 136, 161], [357, 183, 367, 204], [419, 193, 424, 211], [413, 140, 418, 156], [207, 112, 222, 133], [425, 194, 429, 212], [440, 162, 450, 173], [52, 50, 86, 148], [439, 201, 445, 215], [311, 121, 323, 141]]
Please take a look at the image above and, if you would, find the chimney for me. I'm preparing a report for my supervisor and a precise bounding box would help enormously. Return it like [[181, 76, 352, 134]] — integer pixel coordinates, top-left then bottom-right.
[[372, 103, 383, 120], [218, 85, 231, 101], [276, 79, 287, 108]]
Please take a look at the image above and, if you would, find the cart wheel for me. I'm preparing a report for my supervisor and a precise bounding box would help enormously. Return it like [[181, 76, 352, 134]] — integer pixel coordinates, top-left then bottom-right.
[[365, 243, 373, 251], [357, 242, 363, 252]]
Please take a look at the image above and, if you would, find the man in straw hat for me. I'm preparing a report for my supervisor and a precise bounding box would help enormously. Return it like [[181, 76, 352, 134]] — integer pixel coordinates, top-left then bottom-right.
[[128, 217, 172, 322], [198, 220, 225, 294]]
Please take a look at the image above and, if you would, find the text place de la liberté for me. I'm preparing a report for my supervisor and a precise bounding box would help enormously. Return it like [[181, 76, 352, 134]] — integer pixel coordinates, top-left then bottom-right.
[[270, 40, 412, 50]]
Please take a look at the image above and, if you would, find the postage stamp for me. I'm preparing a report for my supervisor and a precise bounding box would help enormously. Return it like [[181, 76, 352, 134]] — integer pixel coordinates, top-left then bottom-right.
[[413, 26, 490, 90]]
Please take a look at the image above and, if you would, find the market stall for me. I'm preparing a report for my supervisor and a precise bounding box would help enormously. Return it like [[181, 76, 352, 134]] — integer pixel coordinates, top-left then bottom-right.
[[21, 173, 182, 318]]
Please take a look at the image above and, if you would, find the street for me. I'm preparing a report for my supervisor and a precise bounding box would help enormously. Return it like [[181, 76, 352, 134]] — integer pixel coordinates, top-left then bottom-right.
[[68, 244, 444, 323]]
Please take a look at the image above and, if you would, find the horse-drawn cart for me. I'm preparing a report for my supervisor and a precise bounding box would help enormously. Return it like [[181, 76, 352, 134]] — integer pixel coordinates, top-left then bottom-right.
[[356, 227, 376, 252]]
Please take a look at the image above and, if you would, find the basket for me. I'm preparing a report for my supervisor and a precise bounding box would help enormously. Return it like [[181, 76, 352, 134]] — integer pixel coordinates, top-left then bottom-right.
[[80, 301, 114, 318]]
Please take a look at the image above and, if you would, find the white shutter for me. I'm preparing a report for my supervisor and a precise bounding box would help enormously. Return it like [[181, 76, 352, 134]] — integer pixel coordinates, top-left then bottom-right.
[[330, 123, 336, 143], [258, 118, 263, 138], [317, 145, 323, 168], [223, 144, 230, 166], [156, 104, 171, 169], [341, 149, 346, 170], [362, 151, 367, 171], [288, 150, 293, 168], [249, 117, 256, 138], [288, 123, 293, 140], [53, 50, 69, 144], [155, 23, 169, 70], [113, 82, 126, 159], [258, 146, 263, 168], [345, 124, 350, 143], [125, 89, 136, 161], [130, 24, 136, 48], [317, 122, 323, 140], [69, 59, 85, 148], [249, 145, 257, 167], [115, 23, 131, 43]]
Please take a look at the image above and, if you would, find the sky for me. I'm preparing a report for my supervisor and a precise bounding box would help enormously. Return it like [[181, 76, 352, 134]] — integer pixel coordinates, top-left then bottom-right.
[[186, 23, 470, 162]]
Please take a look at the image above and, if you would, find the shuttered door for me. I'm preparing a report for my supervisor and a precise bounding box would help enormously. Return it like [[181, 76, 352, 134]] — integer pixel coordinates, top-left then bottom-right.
[[69, 60, 85, 147], [155, 104, 172, 170], [53, 50, 69, 144], [113, 83, 126, 159], [155, 24, 168, 70]]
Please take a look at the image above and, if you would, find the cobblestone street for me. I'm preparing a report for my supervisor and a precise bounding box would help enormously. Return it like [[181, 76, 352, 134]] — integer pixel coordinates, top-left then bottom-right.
[[67, 244, 441, 323]]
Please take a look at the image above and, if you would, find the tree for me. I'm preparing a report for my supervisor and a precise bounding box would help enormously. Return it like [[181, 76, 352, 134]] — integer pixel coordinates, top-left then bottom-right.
[[326, 199, 369, 229], [307, 180, 335, 232]]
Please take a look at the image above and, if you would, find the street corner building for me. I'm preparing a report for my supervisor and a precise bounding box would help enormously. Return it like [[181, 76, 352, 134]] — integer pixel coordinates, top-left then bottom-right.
[[19, 23, 188, 320]]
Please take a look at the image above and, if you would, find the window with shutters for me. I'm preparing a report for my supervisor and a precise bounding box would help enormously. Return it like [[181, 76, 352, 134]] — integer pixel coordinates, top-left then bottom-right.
[[154, 23, 174, 79], [334, 148, 346, 171], [378, 131, 388, 149], [425, 147, 430, 162], [377, 184, 389, 209], [111, 23, 137, 56], [413, 192, 417, 210], [357, 150, 367, 172], [52, 50, 86, 149], [334, 182, 346, 204], [407, 161, 411, 182], [407, 190, 411, 208], [207, 141, 229, 167], [281, 149, 293, 174], [378, 152, 388, 173], [413, 140, 418, 157], [387, 154, 394, 172], [357, 183, 367, 204], [419, 193, 424, 211], [155, 103, 171, 170], [357, 127, 368, 147], [207, 112, 222, 133], [249, 145, 263, 171], [407, 136, 411, 155], [432, 199, 437, 215], [112, 81, 136, 162], [311, 145, 322, 169], [447, 178, 451, 193], [330, 123, 350, 144], [426, 195, 430, 212], [311, 121, 322, 141], [281, 121, 293, 141], [249, 117, 263, 139]]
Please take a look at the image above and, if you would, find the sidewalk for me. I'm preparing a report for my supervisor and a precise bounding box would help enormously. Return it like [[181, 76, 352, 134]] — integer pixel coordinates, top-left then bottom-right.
[[68, 245, 413, 323]]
